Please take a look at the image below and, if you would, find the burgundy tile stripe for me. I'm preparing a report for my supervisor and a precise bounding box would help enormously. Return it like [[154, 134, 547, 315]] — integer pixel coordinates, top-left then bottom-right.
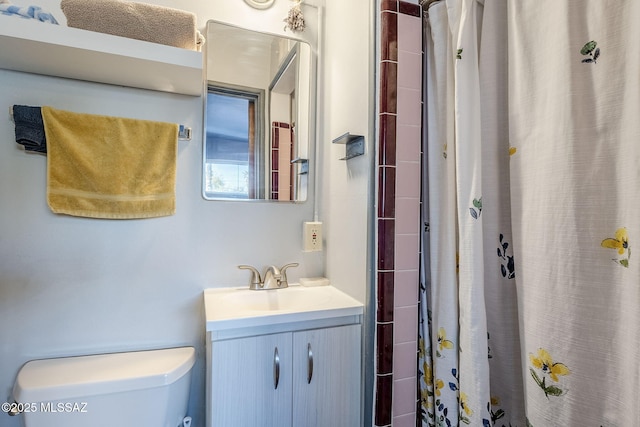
[[399, 1, 421, 16], [380, 62, 398, 114], [289, 131, 295, 200], [375, 374, 393, 426], [271, 122, 295, 200], [271, 124, 279, 199], [380, 5, 397, 62], [272, 123, 283, 199], [375, 1, 421, 426], [377, 219, 395, 271], [272, 123, 280, 148], [271, 172, 278, 199], [381, 0, 399, 12], [378, 166, 396, 218], [379, 114, 397, 166], [377, 271, 395, 323]]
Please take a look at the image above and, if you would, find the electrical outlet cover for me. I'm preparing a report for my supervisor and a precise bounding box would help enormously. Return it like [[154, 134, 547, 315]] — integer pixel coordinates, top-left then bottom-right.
[[303, 221, 322, 251]]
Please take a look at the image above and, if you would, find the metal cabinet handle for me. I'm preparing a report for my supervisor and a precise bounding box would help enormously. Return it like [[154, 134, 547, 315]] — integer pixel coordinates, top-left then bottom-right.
[[307, 343, 313, 384], [273, 347, 280, 389]]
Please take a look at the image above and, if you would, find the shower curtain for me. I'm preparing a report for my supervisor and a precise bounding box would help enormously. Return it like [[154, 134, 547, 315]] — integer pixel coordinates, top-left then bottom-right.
[[418, 1, 640, 426]]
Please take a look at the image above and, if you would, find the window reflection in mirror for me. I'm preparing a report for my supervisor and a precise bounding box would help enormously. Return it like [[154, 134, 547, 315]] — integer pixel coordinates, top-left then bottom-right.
[[205, 87, 263, 199], [203, 20, 313, 202]]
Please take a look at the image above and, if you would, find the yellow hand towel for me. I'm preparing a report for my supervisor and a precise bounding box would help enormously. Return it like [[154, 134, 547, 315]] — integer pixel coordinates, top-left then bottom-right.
[[41, 106, 178, 219]]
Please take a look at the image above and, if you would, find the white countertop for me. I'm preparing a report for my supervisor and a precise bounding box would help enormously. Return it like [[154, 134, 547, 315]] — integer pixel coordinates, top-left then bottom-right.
[[204, 285, 364, 333]]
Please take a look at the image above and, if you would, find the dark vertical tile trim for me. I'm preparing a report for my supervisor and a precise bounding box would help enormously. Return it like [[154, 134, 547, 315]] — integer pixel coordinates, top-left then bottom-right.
[[377, 271, 395, 323], [381, 0, 398, 12], [379, 114, 397, 166], [376, 2, 422, 424], [377, 219, 395, 271], [378, 166, 396, 219], [379, 61, 398, 114], [380, 12, 398, 62], [376, 0, 411, 424], [271, 172, 278, 199], [399, 1, 421, 17], [272, 125, 279, 148], [290, 130, 295, 200], [374, 374, 393, 426], [376, 323, 394, 374]]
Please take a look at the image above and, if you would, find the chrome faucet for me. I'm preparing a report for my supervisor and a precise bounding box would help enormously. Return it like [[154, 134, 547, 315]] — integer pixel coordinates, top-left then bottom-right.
[[238, 263, 299, 290], [238, 265, 262, 290], [278, 263, 298, 288], [262, 265, 282, 289]]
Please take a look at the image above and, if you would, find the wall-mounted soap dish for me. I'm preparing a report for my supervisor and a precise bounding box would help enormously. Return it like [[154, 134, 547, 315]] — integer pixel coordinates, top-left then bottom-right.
[[332, 132, 364, 160], [291, 157, 309, 174]]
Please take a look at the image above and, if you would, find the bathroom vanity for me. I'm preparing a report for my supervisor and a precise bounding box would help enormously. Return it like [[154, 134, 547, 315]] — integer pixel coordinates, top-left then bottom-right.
[[204, 285, 363, 427]]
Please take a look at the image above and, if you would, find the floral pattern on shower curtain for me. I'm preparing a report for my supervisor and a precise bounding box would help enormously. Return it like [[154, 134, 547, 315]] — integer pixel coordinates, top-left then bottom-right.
[[509, 1, 640, 426], [420, 0, 640, 426], [420, 0, 525, 426]]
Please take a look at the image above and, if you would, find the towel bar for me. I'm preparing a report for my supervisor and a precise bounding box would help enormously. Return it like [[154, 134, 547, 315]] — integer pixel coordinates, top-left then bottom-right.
[[9, 106, 191, 141], [178, 124, 191, 141]]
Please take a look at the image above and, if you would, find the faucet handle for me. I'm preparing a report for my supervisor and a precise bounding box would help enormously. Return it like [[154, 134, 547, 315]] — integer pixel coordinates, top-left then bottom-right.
[[279, 263, 299, 288], [238, 265, 262, 289]]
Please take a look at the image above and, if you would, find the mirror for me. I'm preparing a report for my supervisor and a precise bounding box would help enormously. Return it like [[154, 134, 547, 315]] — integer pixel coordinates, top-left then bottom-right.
[[203, 20, 314, 201]]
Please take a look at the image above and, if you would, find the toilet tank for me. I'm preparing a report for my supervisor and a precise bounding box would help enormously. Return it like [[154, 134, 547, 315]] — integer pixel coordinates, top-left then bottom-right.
[[12, 347, 195, 427]]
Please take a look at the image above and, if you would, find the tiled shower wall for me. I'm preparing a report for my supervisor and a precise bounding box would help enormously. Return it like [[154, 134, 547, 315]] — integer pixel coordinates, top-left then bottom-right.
[[375, 1, 422, 426]]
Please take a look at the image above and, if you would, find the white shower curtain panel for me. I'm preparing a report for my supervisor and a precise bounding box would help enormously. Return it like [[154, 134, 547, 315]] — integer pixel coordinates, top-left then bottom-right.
[[420, 0, 524, 426], [509, 1, 640, 426], [420, 0, 638, 426]]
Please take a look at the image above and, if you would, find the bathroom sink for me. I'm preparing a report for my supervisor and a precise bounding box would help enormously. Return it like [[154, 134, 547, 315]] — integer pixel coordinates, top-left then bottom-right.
[[204, 285, 363, 331], [219, 286, 331, 312]]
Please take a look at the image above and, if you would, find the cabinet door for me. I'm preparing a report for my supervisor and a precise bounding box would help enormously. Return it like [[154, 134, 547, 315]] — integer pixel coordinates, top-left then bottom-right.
[[209, 333, 293, 427], [292, 324, 361, 427]]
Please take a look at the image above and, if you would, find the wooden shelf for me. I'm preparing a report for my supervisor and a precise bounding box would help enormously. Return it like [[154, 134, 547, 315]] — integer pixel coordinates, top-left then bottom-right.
[[0, 15, 203, 96]]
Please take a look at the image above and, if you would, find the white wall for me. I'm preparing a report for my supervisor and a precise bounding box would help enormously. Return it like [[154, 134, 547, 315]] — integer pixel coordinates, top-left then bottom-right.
[[0, 2, 326, 427], [321, 0, 373, 309], [0, 1, 374, 426], [320, 0, 375, 424]]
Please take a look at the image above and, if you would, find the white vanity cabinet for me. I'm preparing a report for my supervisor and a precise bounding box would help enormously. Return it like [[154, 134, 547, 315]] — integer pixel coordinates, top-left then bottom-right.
[[208, 332, 293, 426], [291, 325, 361, 427], [208, 324, 361, 427], [204, 285, 364, 427]]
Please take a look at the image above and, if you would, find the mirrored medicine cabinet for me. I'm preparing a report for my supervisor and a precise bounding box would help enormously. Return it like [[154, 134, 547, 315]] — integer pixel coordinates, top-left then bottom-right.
[[203, 20, 315, 202]]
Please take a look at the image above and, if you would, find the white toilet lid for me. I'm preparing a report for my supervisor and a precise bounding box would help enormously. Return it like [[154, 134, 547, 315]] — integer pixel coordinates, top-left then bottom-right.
[[13, 346, 195, 402]]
